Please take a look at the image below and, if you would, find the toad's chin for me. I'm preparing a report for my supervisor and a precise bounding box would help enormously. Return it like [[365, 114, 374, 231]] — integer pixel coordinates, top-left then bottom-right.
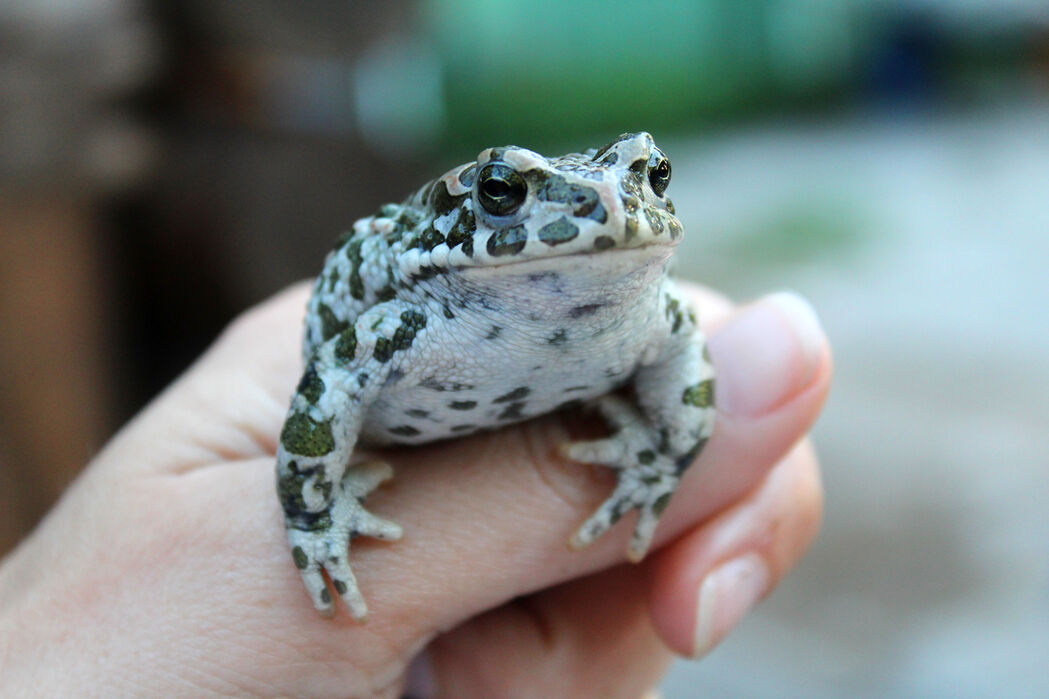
[[450, 244, 674, 322]]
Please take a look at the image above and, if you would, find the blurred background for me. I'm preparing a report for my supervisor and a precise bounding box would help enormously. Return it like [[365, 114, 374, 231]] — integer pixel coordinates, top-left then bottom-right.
[[1, 1, 1046, 695]]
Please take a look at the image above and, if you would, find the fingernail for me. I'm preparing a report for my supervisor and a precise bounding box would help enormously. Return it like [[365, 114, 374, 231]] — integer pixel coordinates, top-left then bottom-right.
[[692, 553, 770, 658], [708, 291, 824, 417]]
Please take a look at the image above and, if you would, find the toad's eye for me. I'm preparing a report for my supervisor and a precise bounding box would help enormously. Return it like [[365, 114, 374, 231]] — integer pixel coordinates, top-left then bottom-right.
[[648, 156, 671, 197], [477, 163, 527, 216]]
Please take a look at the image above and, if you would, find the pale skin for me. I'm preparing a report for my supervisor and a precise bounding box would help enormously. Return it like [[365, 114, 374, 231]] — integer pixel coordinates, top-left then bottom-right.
[[0, 282, 830, 698]]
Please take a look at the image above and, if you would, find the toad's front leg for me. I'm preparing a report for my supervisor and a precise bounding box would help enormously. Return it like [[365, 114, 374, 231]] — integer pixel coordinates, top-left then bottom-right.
[[276, 302, 427, 618], [564, 283, 715, 561]]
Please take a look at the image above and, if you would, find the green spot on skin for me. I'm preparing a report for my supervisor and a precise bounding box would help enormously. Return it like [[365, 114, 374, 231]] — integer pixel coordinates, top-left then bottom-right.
[[320, 588, 331, 605], [446, 208, 476, 256], [682, 380, 715, 408], [332, 231, 353, 251], [667, 217, 683, 239], [280, 413, 336, 456], [304, 511, 332, 532], [497, 401, 527, 421], [548, 329, 568, 346], [526, 169, 607, 222], [676, 437, 709, 475], [400, 309, 426, 329], [487, 224, 529, 257], [418, 225, 446, 251], [345, 239, 365, 300], [375, 309, 427, 360], [297, 368, 324, 404], [624, 216, 639, 242], [637, 449, 656, 465], [276, 460, 307, 514], [373, 338, 393, 362], [645, 207, 665, 234], [397, 208, 424, 231], [335, 327, 358, 364], [429, 180, 466, 217], [410, 265, 444, 282], [493, 386, 531, 403], [292, 546, 308, 570], [652, 492, 672, 516], [449, 400, 477, 410], [389, 425, 421, 436], [332, 579, 348, 595], [594, 235, 615, 250], [664, 295, 684, 333], [538, 217, 579, 246], [318, 304, 349, 340]]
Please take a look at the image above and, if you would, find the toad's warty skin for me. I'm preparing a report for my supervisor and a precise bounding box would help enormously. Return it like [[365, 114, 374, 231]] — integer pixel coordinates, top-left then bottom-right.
[[276, 132, 715, 618]]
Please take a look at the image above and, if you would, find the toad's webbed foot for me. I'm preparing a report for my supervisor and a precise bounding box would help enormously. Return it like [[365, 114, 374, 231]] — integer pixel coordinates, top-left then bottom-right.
[[562, 395, 685, 561], [286, 461, 402, 619]]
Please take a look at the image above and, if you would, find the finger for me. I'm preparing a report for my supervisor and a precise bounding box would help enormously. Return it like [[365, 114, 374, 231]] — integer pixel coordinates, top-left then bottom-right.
[[647, 439, 825, 657], [406, 445, 823, 696], [93, 282, 312, 476], [418, 564, 673, 699]]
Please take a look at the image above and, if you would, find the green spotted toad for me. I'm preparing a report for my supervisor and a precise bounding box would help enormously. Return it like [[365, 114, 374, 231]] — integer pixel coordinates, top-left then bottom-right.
[[277, 132, 715, 618]]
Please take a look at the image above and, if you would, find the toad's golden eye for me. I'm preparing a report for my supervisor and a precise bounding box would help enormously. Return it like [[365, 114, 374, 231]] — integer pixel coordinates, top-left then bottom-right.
[[477, 163, 527, 216], [648, 156, 671, 197]]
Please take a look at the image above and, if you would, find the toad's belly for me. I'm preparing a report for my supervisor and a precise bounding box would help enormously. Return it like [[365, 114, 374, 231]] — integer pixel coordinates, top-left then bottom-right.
[[359, 322, 653, 445]]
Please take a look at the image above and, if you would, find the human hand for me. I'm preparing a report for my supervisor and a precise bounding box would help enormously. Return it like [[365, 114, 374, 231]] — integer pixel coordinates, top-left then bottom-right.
[[0, 282, 830, 697]]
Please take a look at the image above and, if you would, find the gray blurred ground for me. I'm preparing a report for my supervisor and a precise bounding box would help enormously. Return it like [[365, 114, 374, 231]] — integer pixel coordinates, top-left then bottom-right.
[[662, 103, 1049, 697]]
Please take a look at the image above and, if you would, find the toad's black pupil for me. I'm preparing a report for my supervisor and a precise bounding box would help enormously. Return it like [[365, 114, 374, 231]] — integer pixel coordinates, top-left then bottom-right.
[[649, 157, 671, 196], [484, 179, 509, 197], [477, 162, 527, 216]]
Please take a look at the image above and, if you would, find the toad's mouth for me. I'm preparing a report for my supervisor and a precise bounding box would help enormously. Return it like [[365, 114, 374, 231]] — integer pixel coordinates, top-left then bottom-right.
[[454, 242, 676, 280]]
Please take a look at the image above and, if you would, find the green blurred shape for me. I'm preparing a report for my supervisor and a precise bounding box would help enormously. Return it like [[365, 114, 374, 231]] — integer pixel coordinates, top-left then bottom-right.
[[424, 0, 858, 149]]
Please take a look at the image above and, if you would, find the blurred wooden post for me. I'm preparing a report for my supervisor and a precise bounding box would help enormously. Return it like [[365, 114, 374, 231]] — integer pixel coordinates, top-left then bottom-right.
[[0, 195, 113, 554]]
